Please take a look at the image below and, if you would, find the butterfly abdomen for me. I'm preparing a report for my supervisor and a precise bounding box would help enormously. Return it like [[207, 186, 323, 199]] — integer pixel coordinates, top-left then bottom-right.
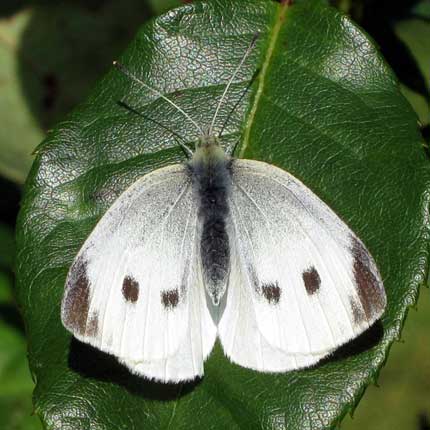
[[190, 147, 231, 305]]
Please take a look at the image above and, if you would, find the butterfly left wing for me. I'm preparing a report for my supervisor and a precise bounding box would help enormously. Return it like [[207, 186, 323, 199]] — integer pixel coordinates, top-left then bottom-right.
[[62, 164, 216, 382], [120, 237, 217, 381], [219, 159, 386, 370]]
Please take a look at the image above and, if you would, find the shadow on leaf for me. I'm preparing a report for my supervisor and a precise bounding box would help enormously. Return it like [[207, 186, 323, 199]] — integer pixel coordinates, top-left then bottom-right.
[[68, 337, 201, 400], [321, 320, 384, 365]]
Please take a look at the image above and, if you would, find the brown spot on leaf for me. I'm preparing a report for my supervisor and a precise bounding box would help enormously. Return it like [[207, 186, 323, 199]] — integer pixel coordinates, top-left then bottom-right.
[[161, 289, 179, 309], [122, 276, 139, 303], [262, 282, 281, 305], [302, 266, 321, 295], [63, 257, 90, 335], [351, 237, 386, 321]]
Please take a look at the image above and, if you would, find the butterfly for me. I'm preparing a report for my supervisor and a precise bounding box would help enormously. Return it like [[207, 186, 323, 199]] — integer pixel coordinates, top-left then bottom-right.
[[61, 34, 386, 382]]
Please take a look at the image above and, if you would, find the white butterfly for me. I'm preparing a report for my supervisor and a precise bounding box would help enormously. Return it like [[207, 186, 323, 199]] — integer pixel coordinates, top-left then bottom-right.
[[61, 35, 386, 382]]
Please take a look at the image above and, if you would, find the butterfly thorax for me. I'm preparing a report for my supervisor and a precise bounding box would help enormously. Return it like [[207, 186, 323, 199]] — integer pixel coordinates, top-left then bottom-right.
[[189, 140, 231, 306]]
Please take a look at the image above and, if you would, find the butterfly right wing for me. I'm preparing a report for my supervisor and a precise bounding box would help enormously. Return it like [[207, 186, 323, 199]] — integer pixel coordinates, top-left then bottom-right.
[[219, 158, 385, 371], [218, 237, 328, 372], [62, 164, 216, 379]]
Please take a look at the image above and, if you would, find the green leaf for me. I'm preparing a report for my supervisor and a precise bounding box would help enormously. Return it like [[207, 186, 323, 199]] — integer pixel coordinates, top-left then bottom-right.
[[16, 0, 429, 429]]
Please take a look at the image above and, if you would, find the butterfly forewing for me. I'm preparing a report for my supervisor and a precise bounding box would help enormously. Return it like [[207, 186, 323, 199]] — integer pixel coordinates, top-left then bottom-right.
[[62, 164, 210, 363]]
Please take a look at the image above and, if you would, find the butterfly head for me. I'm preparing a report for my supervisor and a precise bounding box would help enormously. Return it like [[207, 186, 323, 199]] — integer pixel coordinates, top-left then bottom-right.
[[198, 128, 220, 148], [191, 133, 227, 166]]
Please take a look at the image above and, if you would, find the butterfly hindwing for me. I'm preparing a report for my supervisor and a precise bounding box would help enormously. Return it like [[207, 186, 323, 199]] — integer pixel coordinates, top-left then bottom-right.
[[62, 164, 216, 371], [121, 238, 217, 381], [219, 159, 386, 368], [218, 237, 328, 371]]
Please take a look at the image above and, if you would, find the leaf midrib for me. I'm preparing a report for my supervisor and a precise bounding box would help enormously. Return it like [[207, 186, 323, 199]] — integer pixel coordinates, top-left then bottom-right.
[[239, 1, 290, 158]]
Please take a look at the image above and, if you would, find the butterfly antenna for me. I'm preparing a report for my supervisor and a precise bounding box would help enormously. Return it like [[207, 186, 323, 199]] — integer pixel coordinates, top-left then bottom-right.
[[173, 136, 194, 158], [117, 100, 194, 158], [208, 32, 259, 137], [113, 61, 204, 136]]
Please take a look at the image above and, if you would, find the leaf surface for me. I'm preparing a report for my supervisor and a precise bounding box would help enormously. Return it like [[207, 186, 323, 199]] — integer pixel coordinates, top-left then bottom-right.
[[16, 1, 430, 429]]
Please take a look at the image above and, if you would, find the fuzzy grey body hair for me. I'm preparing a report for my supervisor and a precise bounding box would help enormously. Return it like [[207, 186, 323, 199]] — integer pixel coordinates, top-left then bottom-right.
[[189, 143, 232, 306]]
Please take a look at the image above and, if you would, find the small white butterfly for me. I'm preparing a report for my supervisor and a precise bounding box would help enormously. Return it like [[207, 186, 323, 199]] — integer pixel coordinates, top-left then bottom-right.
[[61, 35, 386, 382]]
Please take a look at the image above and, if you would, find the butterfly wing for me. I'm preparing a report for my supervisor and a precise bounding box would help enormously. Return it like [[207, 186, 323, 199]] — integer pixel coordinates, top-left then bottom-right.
[[62, 164, 216, 380], [120, 238, 217, 381], [219, 159, 386, 370], [218, 240, 328, 371]]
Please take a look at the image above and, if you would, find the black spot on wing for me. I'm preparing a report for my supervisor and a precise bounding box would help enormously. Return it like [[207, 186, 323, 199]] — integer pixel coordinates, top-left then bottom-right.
[[122, 276, 139, 303], [351, 237, 386, 320], [261, 282, 281, 305], [161, 288, 179, 309], [63, 256, 90, 335], [302, 266, 321, 295]]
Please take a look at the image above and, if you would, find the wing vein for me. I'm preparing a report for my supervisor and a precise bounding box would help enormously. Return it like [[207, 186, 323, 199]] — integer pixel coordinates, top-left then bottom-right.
[[235, 166, 356, 335], [97, 175, 191, 349], [141, 182, 192, 359], [261, 172, 356, 334], [183, 204, 197, 377], [233, 181, 313, 352], [229, 196, 267, 366]]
